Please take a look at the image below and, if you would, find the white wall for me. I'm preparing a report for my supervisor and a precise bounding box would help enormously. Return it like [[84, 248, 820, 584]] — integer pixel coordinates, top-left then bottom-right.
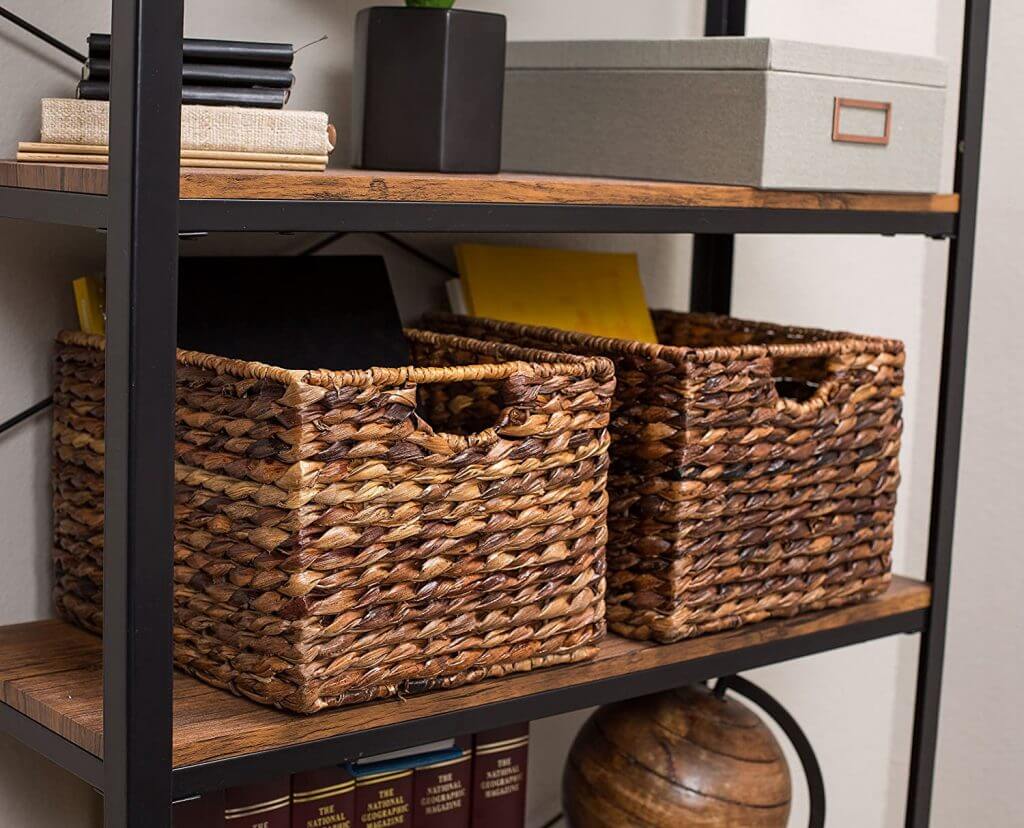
[[930, 1, 1024, 825], [0, 2, 1019, 826], [1, 1, 109, 822]]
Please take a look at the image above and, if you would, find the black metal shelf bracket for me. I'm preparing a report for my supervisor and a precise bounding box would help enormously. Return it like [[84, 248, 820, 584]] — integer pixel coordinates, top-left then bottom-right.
[[0, 702, 104, 791], [174, 200, 956, 236], [0, 186, 108, 227]]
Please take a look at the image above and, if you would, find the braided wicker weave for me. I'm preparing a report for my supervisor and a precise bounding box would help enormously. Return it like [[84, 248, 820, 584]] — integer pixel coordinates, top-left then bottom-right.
[[52, 329, 614, 712], [424, 311, 903, 643]]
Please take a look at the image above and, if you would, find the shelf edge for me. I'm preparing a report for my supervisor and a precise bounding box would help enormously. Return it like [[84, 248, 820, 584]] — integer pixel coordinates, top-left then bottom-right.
[[0, 701, 104, 791], [171, 605, 927, 798], [0, 186, 108, 228], [178, 199, 958, 236]]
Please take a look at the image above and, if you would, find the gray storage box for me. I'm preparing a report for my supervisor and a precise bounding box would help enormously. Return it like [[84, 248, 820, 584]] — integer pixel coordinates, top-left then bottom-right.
[[503, 38, 948, 192]]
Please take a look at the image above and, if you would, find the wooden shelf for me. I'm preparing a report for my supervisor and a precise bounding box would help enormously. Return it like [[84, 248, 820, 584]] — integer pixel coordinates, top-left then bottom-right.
[[0, 575, 929, 788], [0, 161, 959, 213]]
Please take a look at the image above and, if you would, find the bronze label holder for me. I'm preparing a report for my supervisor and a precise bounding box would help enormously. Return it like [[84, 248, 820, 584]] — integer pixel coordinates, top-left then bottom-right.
[[832, 97, 893, 145]]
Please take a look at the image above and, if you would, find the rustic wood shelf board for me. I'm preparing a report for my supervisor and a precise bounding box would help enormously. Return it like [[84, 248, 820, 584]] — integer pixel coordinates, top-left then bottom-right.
[[0, 576, 929, 770], [0, 161, 959, 212]]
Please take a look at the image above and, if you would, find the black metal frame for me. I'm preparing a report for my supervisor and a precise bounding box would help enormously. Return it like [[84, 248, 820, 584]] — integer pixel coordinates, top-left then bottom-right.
[[715, 674, 826, 828], [690, 0, 747, 314], [0, 701, 104, 791], [0, 0, 989, 824], [906, 2, 990, 825], [101, 1, 183, 825]]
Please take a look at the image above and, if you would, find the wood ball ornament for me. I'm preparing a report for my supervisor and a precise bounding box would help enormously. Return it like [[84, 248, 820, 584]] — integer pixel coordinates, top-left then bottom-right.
[[563, 686, 792, 827]]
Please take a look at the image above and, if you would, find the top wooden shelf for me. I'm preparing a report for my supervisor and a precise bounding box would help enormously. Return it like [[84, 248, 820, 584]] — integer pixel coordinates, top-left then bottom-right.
[[0, 575, 929, 796], [0, 161, 959, 213]]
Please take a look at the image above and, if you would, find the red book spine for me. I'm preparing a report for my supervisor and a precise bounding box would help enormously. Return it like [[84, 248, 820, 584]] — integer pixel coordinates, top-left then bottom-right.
[[470, 724, 530, 828], [174, 791, 225, 827], [225, 778, 291, 828], [354, 769, 413, 828], [291, 767, 355, 828], [413, 739, 472, 828]]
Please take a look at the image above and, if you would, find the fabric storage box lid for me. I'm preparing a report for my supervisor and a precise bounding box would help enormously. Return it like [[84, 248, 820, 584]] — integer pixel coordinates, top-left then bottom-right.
[[503, 37, 948, 192], [506, 37, 947, 88]]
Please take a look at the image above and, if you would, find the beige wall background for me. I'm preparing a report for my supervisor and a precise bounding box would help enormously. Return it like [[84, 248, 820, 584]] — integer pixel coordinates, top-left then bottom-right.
[[0, 1, 1019, 825]]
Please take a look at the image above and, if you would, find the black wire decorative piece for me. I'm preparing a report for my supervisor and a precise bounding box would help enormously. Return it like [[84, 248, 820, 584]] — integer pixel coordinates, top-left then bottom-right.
[[296, 230, 459, 278], [0, 396, 53, 436], [537, 812, 563, 828], [0, 5, 85, 63], [377, 232, 459, 277], [714, 675, 827, 828]]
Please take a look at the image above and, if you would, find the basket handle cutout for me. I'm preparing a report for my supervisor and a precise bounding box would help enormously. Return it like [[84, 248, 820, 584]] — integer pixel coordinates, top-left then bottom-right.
[[413, 372, 534, 450], [769, 354, 843, 416]]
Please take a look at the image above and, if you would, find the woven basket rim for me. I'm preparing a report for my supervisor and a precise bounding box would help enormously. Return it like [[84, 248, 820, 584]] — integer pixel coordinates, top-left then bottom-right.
[[56, 329, 615, 388], [423, 310, 905, 365]]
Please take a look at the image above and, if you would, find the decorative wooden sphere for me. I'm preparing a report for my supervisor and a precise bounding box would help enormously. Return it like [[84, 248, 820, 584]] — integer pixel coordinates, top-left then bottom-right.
[[563, 686, 791, 827]]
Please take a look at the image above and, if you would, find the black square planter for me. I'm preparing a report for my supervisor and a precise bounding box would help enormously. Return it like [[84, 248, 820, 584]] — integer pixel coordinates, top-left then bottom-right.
[[352, 6, 507, 173]]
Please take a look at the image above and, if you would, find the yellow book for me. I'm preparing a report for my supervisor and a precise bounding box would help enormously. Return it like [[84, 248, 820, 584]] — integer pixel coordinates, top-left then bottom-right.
[[72, 276, 105, 335], [455, 243, 657, 344]]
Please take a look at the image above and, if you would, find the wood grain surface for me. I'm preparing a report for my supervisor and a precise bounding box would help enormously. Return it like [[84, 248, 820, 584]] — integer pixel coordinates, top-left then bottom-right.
[[0, 576, 928, 768], [564, 686, 791, 826], [0, 161, 960, 212]]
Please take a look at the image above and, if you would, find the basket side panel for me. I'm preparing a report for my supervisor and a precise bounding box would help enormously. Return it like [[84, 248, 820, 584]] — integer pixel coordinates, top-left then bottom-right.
[[170, 339, 613, 713], [420, 313, 903, 644], [52, 339, 106, 634], [51, 331, 612, 712], [609, 342, 904, 641]]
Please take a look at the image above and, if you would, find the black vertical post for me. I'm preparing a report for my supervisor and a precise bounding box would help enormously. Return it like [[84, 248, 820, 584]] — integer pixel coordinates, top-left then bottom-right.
[[691, 0, 746, 314], [905, 1, 989, 825], [103, 0, 183, 825]]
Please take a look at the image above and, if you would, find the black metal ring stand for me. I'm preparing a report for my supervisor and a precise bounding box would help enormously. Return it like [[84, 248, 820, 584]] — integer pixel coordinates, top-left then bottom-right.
[[714, 675, 826, 828]]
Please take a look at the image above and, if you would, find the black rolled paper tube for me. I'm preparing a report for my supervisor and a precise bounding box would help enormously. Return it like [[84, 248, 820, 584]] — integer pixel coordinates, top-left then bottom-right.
[[87, 33, 294, 67], [84, 57, 294, 88], [77, 80, 288, 109]]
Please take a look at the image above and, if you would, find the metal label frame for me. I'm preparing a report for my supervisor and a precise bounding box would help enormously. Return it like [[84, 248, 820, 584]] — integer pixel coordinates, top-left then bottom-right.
[[832, 97, 893, 146]]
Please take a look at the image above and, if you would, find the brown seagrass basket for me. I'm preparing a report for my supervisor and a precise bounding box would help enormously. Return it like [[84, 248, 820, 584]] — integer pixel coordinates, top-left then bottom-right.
[[52, 329, 614, 712], [425, 311, 903, 643]]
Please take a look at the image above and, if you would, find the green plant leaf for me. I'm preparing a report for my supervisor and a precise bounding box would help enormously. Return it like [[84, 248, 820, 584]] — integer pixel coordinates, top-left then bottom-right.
[[406, 0, 456, 7]]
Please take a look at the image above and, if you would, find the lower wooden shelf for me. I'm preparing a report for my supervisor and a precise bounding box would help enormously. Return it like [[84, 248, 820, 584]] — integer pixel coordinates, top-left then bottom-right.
[[0, 575, 929, 795]]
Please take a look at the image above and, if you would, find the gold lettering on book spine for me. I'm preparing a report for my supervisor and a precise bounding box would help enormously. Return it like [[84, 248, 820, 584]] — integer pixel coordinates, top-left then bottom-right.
[[420, 770, 468, 816], [360, 785, 410, 828], [304, 801, 352, 828], [480, 757, 524, 800]]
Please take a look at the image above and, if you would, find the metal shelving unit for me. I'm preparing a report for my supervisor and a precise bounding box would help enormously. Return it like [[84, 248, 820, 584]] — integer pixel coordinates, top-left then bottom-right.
[[0, 0, 989, 825]]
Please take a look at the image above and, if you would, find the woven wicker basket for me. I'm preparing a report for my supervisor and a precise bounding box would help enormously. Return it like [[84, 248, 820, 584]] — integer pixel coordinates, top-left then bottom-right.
[[52, 329, 614, 712], [425, 311, 903, 643]]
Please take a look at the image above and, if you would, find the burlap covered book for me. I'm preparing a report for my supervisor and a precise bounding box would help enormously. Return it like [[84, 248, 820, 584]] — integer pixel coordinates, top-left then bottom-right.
[[40, 98, 335, 156]]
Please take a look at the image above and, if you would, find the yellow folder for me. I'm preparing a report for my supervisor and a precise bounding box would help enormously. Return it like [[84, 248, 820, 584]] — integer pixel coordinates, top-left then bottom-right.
[[72, 276, 105, 335], [455, 243, 657, 344]]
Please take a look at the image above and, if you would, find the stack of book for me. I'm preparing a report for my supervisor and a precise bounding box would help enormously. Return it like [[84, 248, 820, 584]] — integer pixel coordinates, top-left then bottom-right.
[[17, 98, 335, 172], [79, 34, 295, 109], [173, 724, 530, 828]]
